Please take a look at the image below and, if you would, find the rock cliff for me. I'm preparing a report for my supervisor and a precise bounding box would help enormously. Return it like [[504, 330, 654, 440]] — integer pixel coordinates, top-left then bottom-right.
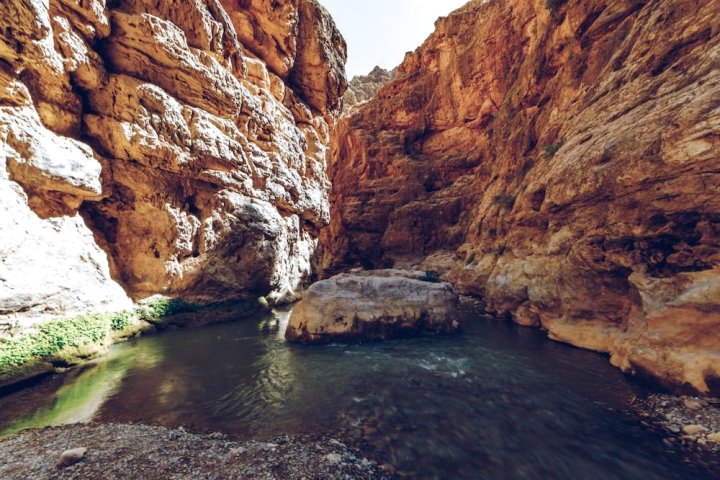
[[321, 0, 720, 394], [0, 0, 346, 334], [342, 66, 394, 115]]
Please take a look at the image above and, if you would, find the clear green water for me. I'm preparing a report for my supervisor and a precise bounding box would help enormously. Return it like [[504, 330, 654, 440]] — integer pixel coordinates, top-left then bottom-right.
[[0, 308, 718, 479]]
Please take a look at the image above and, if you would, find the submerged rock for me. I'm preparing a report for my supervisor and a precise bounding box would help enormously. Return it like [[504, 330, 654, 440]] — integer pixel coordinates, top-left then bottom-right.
[[285, 270, 460, 343]]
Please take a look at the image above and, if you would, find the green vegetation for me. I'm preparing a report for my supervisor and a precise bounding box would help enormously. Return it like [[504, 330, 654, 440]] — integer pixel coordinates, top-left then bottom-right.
[[493, 193, 517, 209], [0, 313, 109, 376], [546, 0, 567, 24], [546, 0, 567, 14], [143, 298, 200, 321], [421, 271, 441, 283], [0, 298, 202, 380], [543, 142, 562, 157], [109, 310, 134, 331]]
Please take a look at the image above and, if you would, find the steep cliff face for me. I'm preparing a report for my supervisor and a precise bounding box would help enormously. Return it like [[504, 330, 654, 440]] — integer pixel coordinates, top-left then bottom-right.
[[342, 66, 395, 115], [0, 0, 346, 333], [321, 0, 720, 394]]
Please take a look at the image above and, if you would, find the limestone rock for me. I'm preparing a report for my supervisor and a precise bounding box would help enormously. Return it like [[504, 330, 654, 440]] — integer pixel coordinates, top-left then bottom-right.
[[58, 447, 87, 468], [285, 270, 460, 343], [342, 66, 394, 116], [0, 0, 346, 347], [320, 0, 720, 394], [289, 0, 347, 114], [221, 0, 300, 79], [0, 54, 131, 329], [682, 425, 707, 436]]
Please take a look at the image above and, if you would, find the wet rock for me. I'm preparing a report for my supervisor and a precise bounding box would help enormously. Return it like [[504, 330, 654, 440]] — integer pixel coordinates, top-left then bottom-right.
[[285, 270, 460, 343]]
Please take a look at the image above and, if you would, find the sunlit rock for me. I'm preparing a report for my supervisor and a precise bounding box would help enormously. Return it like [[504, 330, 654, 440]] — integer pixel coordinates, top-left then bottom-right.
[[320, 0, 720, 394], [285, 270, 460, 343], [0, 0, 345, 359]]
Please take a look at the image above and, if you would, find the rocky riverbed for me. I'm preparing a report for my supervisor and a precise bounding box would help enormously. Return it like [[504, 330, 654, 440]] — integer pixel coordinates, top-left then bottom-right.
[[634, 394, 720, 455], [0, 424, 388, 480]]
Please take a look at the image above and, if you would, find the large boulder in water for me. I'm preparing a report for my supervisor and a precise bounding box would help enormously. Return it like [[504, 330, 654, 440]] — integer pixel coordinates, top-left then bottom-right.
[[285, 270, 460, 343]]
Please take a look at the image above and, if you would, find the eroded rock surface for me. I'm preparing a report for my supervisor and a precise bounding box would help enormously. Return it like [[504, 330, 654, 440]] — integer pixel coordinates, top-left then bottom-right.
[[0, 0, 346, 333], [342, 66, 394, 115], [285, 270, 460, 343], [321, 0, 720, 394]]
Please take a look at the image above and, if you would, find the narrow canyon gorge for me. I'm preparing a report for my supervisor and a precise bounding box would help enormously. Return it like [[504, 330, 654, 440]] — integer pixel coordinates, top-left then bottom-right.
[[0, 0, 719, 476], [322, 0, 720, 395]]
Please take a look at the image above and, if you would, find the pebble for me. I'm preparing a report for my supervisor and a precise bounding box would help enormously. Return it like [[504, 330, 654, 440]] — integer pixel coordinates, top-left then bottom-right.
[[684, 399, 706, 411], [683, 425, 708, 435], [0, 424, 387, 480], [58, 447, 87, 468], [324, 453, 343, 464], [230, 447, 247, 456], [708, 433, 720, 443]]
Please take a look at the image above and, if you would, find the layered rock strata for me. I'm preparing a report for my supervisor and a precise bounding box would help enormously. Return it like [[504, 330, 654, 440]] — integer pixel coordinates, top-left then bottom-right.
[[321, 0, 720, 394], [0, 0, 346, 342], [285, 270, 459, 343]]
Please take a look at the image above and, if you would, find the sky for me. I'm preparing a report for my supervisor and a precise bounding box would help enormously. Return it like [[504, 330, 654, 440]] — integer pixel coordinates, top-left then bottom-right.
[[319, 0, 469, 78]]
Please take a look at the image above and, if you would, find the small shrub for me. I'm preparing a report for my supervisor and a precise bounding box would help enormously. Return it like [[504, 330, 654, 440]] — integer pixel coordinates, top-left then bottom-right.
[[145, 298, 200, 321], [110, 310, 134, 331], [493, 193, 517, 209], [546, 0, 567, 23], [421, 271, 441, 283], [543, 143, 562, 157], [546, 0, 567, 13]]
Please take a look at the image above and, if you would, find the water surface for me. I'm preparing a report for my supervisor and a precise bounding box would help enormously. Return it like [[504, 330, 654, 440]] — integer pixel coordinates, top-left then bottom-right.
[[1, 309, 718, 479]]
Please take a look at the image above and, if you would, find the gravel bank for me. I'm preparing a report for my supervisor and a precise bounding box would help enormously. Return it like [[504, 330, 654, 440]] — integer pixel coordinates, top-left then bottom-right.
[[634, 394, 720, 459], [0, 423, 388, 479]]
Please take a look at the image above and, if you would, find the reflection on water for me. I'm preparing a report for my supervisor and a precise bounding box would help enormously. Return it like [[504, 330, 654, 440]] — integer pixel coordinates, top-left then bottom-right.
[[0, 339, 163, 437], [0, 308, 718, 479]]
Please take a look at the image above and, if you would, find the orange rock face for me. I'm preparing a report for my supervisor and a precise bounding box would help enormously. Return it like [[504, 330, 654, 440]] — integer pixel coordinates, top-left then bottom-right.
[[321, 0, 720, 394], [342, 66, 395, 115], [0, 0, 346, 333]]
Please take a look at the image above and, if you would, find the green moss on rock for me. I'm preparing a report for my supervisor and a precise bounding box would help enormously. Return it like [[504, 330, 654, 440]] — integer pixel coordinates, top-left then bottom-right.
[[0, 299, 195, 383], [0, 297, 264, 387]]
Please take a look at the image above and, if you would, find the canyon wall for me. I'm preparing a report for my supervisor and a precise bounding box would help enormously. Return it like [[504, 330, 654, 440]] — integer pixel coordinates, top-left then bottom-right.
[[0, 0, 346, 333], [321, 0, 720, 394], [342, 66, 394, 115]]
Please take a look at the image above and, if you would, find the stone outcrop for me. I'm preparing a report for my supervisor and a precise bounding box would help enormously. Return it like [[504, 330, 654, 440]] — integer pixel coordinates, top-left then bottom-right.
[[285, 270, 459, 343], [0, 0, 346, 335], [342, 66, 394, 115], [321, 0, 720, 394]]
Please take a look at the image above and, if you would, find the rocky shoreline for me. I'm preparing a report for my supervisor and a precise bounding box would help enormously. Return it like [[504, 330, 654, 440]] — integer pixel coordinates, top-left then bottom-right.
[[2, 392, 720, 479], [0, 423, 388, 480], [634, 394, 720, 455]]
